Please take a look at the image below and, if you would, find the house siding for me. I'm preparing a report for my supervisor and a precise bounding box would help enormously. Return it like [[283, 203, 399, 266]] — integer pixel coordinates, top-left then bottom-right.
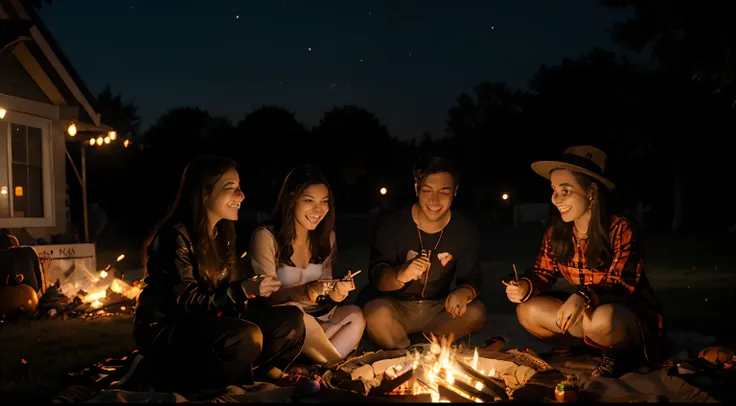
[[0, 51, 50, 103]]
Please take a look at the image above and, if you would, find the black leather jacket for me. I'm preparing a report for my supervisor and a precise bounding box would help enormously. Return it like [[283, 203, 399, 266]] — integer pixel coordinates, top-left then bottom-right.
[[133, 223, 248, 341]]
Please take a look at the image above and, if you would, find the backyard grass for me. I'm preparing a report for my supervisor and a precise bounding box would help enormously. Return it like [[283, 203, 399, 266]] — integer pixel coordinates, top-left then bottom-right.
[[0, 315, 134, 404], [1, 218, 734, 403]]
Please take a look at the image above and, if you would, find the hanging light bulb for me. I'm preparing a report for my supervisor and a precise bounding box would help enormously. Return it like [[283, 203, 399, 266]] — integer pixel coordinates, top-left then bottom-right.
[[89, 138, 95, 146], [0, 108, 6, 119], [104, 136, 111, 144], [67, 123, 77, 136], [96, 136, 103, 146], [108, 131, 117, 140], [123, 139, 130, 148]]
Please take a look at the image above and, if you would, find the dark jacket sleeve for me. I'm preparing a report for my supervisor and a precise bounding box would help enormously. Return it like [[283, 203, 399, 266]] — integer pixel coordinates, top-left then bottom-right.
[[148, 227, 248, 315], [454, 221, 482, 299], [368, 214, 405, 292]]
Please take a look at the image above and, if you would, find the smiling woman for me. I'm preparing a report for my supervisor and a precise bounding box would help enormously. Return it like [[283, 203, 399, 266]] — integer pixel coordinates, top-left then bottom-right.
[[133, 156, 308, 391], [247, 165, 366, 364], [505, 146, 669, 379]]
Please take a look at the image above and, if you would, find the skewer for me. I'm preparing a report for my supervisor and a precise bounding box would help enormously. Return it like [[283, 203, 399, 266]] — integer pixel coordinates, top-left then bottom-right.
[[318, 270, 362, 284], [512, 264, 519, 283]]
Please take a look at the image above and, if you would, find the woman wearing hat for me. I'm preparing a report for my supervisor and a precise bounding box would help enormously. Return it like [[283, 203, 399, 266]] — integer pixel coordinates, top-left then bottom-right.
[[505, 146, 668, 377]]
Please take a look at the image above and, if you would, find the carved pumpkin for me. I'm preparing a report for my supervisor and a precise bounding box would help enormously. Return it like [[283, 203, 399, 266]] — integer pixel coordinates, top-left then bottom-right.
[[0, 283, 39, 316]]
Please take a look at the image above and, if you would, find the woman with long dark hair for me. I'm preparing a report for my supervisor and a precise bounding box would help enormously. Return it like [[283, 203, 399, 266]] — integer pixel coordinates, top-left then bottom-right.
[[248, 165, 365, 364], [134, 156, 306, 391], [505, 146, 668, 378]]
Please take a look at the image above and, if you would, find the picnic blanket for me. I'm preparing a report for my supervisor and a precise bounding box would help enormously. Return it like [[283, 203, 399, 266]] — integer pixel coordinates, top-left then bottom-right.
[[57, 328, 732, 403]]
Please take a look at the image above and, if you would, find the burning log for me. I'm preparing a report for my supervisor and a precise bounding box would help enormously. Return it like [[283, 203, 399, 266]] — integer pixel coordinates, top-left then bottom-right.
[[369, 367, 415, 396], [452, 380, 497, 403], [437, 382, 473, 403], [453, 355, 508, 400]]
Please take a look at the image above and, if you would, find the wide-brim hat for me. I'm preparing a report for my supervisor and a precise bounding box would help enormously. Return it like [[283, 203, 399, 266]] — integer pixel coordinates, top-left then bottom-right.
[[531, 145, 616, 190]]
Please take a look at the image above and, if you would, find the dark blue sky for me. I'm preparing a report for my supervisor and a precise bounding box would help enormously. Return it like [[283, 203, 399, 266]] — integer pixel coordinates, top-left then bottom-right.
[[40, 0, 634, 140]]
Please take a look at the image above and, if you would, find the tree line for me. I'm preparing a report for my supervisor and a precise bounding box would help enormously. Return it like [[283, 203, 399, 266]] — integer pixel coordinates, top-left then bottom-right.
[[63, 0, 736, 247]]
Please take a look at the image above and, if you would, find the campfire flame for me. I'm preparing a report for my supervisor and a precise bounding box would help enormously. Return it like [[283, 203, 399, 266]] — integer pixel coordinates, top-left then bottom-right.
[[82, 278, 135, 309], [391, 334, 499, 403]]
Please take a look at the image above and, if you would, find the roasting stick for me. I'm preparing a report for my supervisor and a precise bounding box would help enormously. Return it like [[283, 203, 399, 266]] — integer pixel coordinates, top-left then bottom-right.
[[318, 269, 362, 283]]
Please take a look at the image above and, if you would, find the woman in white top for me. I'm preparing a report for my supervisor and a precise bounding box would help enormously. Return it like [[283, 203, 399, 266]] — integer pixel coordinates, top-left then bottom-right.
[[249, 166, 365, 364]]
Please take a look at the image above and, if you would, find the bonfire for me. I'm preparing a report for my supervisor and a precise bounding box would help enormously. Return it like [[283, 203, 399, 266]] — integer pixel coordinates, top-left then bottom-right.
[[374, 333, 522, 402]]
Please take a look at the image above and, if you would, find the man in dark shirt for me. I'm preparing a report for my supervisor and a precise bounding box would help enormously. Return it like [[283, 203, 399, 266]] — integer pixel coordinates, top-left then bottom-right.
[[361, 157, 486, 349]]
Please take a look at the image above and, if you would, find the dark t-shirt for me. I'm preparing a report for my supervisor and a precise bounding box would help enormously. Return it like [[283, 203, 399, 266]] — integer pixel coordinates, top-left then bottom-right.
[[365, 205, 483, 301]]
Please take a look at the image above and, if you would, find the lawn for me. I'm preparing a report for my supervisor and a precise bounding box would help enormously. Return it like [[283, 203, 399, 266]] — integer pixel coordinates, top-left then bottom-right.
[[0, 315, 134, 404], [1, 216, 734, 403]]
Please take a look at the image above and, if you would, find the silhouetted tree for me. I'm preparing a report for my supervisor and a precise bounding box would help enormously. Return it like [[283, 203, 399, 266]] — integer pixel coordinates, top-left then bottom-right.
[[229, 106, 308, 210], [96, 84, 140, 141], [446, 81, 526, 213], [313, 105, 409, 212], [600, 0, 736, 93], [600, 1, 736, 232]]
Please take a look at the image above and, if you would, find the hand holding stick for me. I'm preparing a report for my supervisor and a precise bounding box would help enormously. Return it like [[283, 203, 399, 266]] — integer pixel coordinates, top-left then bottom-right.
[[501, 264, 520, 287]]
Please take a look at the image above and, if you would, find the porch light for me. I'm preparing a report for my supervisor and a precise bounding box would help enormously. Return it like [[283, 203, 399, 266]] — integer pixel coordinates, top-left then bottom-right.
[[0, 108, 6, 119], [108, 131, 116, 140], [67, 122, 77, 136]]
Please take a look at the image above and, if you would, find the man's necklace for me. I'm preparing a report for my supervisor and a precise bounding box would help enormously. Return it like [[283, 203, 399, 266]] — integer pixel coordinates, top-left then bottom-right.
[[414, 206, 447, 297], [414, 205, 448, 252]]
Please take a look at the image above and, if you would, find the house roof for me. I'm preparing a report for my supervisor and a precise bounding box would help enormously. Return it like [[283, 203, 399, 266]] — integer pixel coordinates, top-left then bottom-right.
[[0, 0, 102, 128]]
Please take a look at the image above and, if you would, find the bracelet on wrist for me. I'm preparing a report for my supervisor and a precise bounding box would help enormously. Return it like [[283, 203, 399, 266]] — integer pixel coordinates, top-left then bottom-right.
[[575, 289, 592, 308], [519, 278, 535, 303]]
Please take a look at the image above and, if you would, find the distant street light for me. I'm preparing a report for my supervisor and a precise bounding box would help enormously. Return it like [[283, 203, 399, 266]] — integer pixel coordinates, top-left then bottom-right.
[[502, 193, 509, 200], [380, 187, 387, 195]]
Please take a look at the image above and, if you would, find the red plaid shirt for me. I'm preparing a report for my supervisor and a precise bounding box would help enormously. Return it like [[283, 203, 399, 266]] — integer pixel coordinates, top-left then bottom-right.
[[522, 216, 657, 305]]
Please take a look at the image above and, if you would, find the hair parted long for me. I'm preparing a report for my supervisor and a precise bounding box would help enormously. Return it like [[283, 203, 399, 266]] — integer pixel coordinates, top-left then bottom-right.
[[144, 156, 238, 288], [269, 165, 336, 267]]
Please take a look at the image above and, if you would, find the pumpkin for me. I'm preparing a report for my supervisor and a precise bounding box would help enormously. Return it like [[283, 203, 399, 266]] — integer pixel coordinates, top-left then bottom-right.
[[0, 284, 39, 316]]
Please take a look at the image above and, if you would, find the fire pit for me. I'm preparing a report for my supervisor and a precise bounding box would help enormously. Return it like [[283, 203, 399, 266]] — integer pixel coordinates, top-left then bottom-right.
[[323, 334, 567, 403]]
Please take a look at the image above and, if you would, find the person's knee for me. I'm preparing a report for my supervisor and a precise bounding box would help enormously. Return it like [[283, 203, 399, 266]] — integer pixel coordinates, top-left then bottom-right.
[[277, 305, 307, 335], [219, 321, 263, 363], [584, 304, 619, 340], [515, 297, 545, 326], [363, 299, 395, 328], [343, 305, 367, 329], [462, 300, 487, 332]]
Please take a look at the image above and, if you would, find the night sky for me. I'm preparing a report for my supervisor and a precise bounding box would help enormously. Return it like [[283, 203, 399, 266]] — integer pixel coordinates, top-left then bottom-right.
[[39, 0, 634, 140]]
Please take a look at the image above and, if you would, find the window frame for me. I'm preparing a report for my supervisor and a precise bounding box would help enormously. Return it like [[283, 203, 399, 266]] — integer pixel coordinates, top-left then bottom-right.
[[0, 110, 55, 228]]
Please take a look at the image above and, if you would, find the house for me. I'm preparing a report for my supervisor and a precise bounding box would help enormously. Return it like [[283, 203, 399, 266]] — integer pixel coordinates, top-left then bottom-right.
[[0, 0, 112, 241]]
